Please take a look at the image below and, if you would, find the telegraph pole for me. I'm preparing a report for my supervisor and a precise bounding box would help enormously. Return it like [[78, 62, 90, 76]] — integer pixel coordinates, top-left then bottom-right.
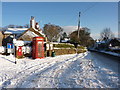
[[78, 12, 81, 39]]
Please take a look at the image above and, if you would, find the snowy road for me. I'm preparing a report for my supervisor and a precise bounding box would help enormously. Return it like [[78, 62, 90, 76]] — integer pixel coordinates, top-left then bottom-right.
[[0, 52, 119, 88]]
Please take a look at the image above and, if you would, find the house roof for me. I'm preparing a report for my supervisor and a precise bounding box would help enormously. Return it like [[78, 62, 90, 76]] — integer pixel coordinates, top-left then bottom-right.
[[17, 27, 46, 41], [3, 27, 46, 41], [116, 38, 120, 42], [3, 28, 28, 34], [96, 38, 120, 45]]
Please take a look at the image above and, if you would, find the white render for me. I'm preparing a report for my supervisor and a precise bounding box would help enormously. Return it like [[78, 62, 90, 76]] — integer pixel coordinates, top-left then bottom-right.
[[13, 40, 31, 46], [0, 46, 5, 53], [31, 18, 35, 29]]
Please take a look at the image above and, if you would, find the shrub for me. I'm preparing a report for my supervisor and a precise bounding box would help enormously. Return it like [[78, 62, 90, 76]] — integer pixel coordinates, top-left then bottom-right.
[[77, 46, 85, 49], [54, 43, 74, 48], [54, 48, 76, 55]]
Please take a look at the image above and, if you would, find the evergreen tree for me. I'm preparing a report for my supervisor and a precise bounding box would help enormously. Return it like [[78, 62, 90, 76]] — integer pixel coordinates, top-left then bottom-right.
[[69, 27, 94, 47]]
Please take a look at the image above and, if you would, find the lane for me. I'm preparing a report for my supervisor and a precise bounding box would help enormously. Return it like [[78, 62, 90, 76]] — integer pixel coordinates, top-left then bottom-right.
[[0, 52, 119, 88], [18, 52, 119, 88], [18, 53, 85, 88], [84, 52, 119, 88], [89, 51, 119, 73], [0, 53, 84, 88]]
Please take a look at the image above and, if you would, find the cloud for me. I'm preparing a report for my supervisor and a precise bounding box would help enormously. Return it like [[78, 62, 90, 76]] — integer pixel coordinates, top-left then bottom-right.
[[62, 26, 77, 34], [114, 31, 119, 38], [91, 33, 100, 40], [62, 26, 119, 40], [62, 26, 100, 39]]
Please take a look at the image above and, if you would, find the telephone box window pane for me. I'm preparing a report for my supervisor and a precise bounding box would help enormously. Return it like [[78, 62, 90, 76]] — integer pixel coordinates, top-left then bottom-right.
[[38, 42, 43, 57]]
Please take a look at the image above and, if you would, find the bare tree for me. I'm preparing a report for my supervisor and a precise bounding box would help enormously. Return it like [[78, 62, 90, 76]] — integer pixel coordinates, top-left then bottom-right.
[[7, 24, 15, 28], [16, 25, 23, 28], [43, 23, 63, 42], [24, 24, 29, 28], [100, 28, 114, 41]]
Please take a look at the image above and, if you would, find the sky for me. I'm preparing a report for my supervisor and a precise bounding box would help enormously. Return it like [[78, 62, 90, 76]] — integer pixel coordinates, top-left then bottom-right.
[[1, 0, 120, 2], [1, 1, 119, 39]]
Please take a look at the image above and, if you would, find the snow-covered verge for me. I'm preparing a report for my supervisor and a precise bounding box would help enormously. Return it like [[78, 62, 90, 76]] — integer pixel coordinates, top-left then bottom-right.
[[89, 49, 120, 58], [100, 50, 120, 57], [0, 52, 119, 88]]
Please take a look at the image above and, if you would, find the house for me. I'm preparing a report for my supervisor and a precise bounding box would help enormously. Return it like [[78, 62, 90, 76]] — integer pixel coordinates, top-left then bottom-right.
[[2, 28, 28, 46], [2, 16, 46, 46], [93, 40, 109, 50], [18, 28, 45, 41], [109, 38, 120, 48], [94, 38, 120, 52], [17, 16, 46, 41], [60, 37, 70, 43], [108, 38, 120, 53]]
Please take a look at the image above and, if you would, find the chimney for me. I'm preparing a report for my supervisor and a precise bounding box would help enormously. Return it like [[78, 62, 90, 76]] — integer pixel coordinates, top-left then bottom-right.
[[30, 16, 35, 28]]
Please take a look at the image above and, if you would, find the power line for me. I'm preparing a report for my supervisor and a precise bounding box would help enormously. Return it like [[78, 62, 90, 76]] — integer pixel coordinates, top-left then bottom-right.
[[77, 3, 97, 39], [82, 3, 97, 15]]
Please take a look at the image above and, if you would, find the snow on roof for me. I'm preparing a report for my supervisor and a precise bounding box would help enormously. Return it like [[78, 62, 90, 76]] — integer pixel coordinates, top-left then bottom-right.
[[100, 41, 106, 43], [25, 30, 39, 37], [96, 41, 106, 44], [34, 28, 45, 37], [7, 28, 28, 31], [116, 38, 120, 42], [4, 28, 28, 34]]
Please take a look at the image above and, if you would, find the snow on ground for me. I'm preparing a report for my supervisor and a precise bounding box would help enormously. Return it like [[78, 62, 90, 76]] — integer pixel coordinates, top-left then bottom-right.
[[90, 48, 120, 57], [100, 50, 120, 57], [0, 52, 119, 88]]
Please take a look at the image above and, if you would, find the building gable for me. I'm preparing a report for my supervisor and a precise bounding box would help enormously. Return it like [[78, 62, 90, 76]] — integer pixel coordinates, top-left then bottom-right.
[[18, 28, 45, 41]]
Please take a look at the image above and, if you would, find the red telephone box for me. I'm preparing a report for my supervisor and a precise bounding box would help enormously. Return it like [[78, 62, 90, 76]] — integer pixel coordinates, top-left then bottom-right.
[[32, 37, 44, 59]]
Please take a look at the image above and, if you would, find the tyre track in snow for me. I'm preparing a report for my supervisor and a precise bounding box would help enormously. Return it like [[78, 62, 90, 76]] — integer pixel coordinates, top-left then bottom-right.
[[1, 61, 51, 88], [54, 58, 100, 88], [16, 52, 119, 88], [53, 53, 93, 88], [17, 52, 87, 88], [1, 53, 84, 88], [18, 54, 82, 88], [1, 57, 63, 88], [53, 52, 119, 88]]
